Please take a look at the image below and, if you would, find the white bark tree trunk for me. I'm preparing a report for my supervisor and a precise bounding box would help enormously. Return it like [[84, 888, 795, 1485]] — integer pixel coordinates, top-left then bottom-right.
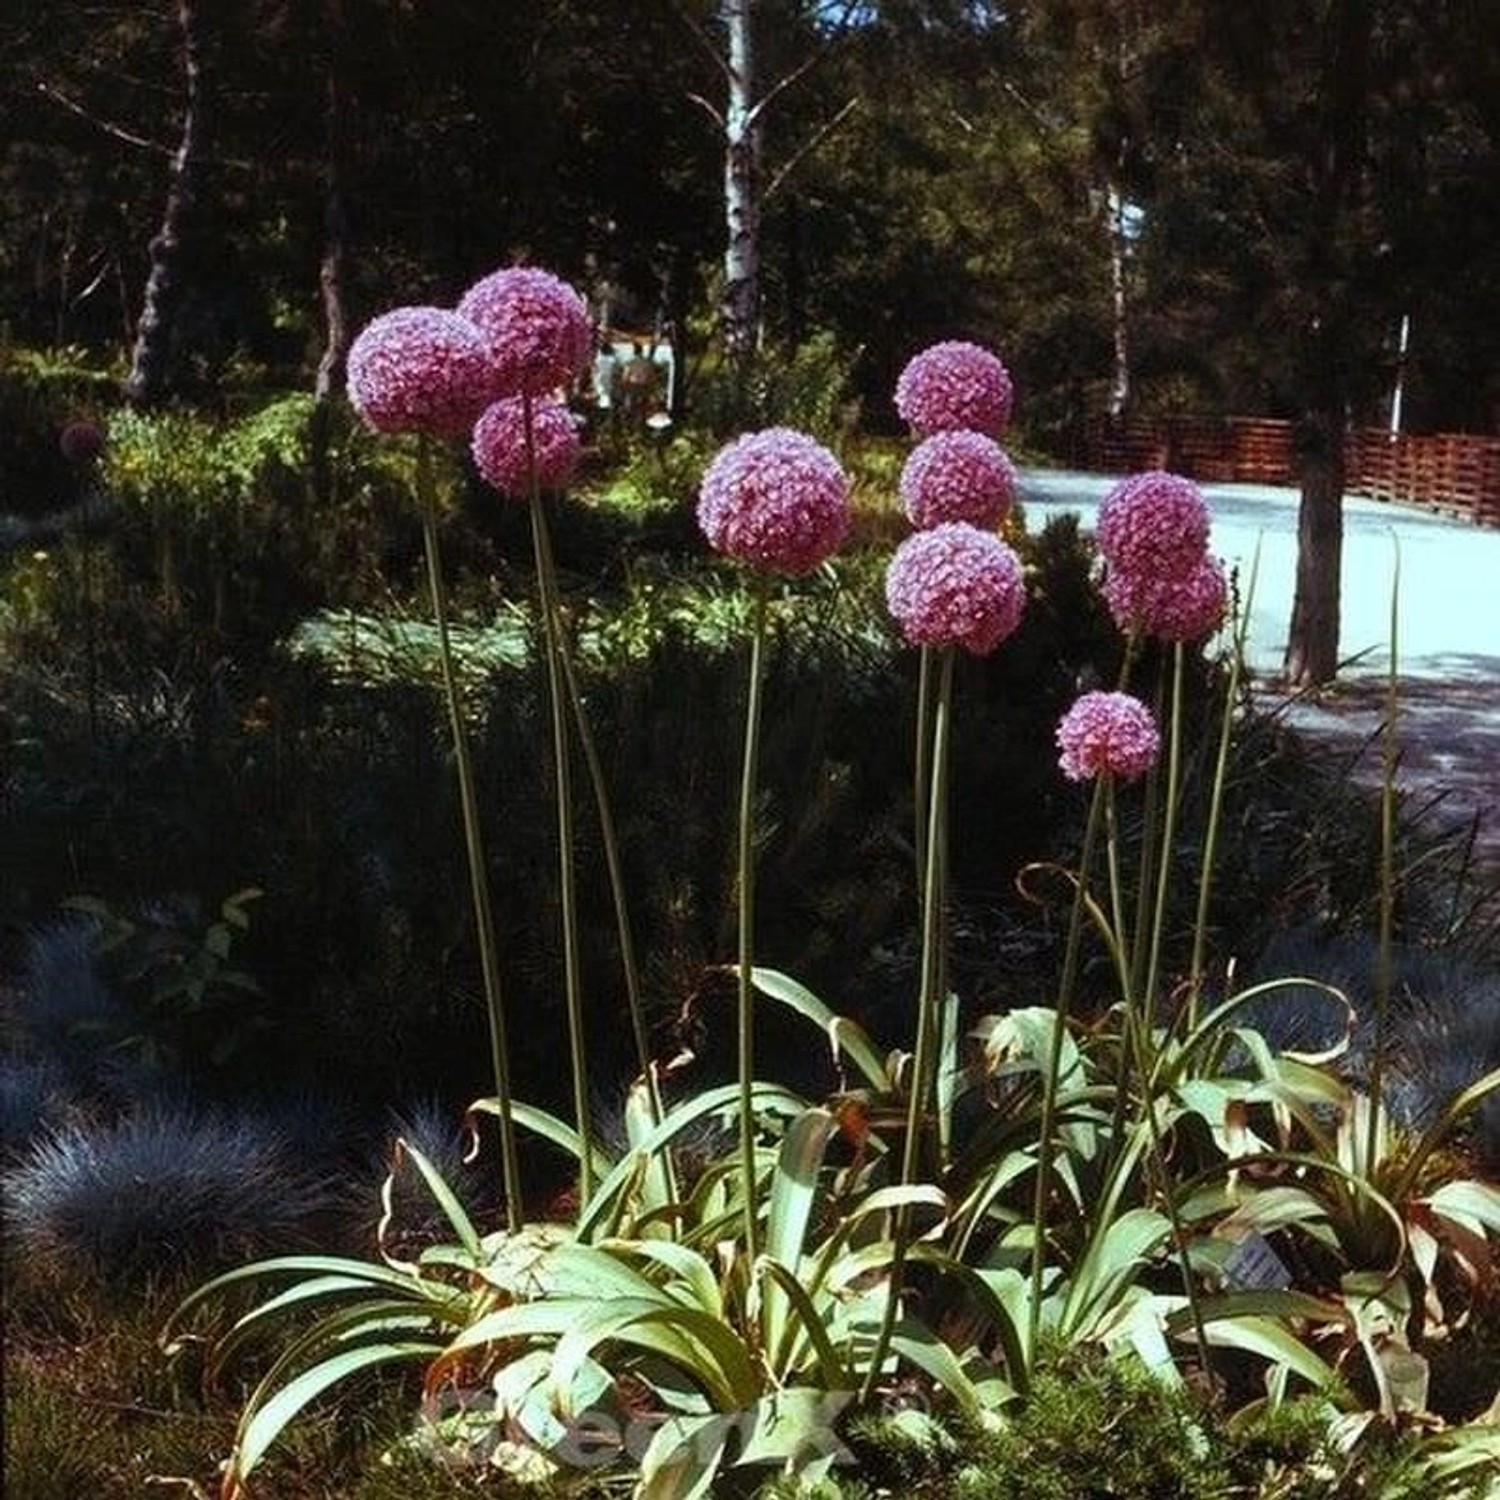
[[721, 0, 761, 365]]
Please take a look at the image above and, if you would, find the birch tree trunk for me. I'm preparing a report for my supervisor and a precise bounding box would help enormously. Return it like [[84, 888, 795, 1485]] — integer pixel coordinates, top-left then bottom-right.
[[125, 0, 209, 408], [721, 0, 761, 366], [1105, 180, 1130, 421]]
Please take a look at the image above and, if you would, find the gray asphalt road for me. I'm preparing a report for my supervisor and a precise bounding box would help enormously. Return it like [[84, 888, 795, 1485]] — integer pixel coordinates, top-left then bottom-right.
[[1016, 468, 1500, 866]]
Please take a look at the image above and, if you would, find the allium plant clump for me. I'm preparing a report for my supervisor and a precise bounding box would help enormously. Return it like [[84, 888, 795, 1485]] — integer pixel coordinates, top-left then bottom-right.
[[885, 522, 1026, 655], [1055, 690, 1161, 783], [457, 266, 593, 398], [472, 397, 582, 496], [345, 306, 504, 439], [894, 340, 1014, 437], [899, 430, 1017, 531], [697, 426, 851, 574], [165, 259, 1500, 1500]]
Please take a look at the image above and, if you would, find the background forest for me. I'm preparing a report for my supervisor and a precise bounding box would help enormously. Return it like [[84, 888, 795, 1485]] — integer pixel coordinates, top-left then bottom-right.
[[4, 0, 1500, 445]]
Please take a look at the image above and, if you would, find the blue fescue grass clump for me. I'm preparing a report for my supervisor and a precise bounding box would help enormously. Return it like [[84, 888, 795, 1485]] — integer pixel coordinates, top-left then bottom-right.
[[370, 1098, 504, 1254], [1246, 925, 1500, 1164], [11, 918, 169, 1103], [2, 1103, 343, 1285], [0, 1053, 66, 1154]]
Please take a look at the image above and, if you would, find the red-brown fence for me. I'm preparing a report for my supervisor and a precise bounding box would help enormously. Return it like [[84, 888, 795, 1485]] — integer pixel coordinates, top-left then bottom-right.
[[1080, 416, 1500, 528]]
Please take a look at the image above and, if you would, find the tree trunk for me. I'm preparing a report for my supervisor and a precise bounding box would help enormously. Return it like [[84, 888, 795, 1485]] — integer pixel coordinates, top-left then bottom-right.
[[1284, 404, 1345, 687], [721, 0, 761, 366], [311, 0, 351, 506], [314, 0, 350, 408], [124, 0, 209, 408], [1105, 180, 1130, 420], [1281, 0, 1372, 689]]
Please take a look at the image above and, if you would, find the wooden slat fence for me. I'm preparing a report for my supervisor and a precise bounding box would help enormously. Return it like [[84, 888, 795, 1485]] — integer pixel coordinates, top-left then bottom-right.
[[1081, 416, 1500, 528]]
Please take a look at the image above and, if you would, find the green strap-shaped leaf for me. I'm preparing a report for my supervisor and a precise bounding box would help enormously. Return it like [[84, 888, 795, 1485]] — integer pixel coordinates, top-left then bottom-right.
[[1169, 1297, 1341, 1392], [888, 1317, 1014, 1420], [164, 1253, 444, 1344], [745, 966, 890, 1088], [1422, 1177, 1500, 1236], [1060, 1206, 1173, 1338], [224, 1339, 439, 1497], [467, 1097, 614, 1183], [599, 1237, 723, 1317], [574, 1080, 806, 1243], [638, 1411, 736, 1500], [761, 1108, 838, 1363], [550, 1296, 762, 1413], [731, 1387, 855, 1472], [209, 1276, 462, 1378], [382, 1137, 482, 1264], [756, 1257, 847, 1387]]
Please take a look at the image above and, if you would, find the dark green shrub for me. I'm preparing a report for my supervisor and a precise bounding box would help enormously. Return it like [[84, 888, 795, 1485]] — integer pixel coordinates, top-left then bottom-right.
[[0, 345, 119, 519], [951, 1351, 1229, 1500]]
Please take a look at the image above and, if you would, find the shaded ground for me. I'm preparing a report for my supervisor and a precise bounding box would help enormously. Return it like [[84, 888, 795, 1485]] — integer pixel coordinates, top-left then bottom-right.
[[1017, 470, 1500, 869]]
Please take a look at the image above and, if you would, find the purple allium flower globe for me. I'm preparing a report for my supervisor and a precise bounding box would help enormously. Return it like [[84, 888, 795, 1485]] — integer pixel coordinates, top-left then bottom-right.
[[900, 430, 1018, 531], [59, 419, 107, 465], [457, 267, 593, 399], [885, 522, 1027, 655], [894, 341, 1014, 438], [346, 306, 503, 439], [1096, 470, 1211, 582], [1056, 691, 1161, 783], [1102, 554, 1228, 643], [472, 397, 582, 497], [697, 427, 851, 575]]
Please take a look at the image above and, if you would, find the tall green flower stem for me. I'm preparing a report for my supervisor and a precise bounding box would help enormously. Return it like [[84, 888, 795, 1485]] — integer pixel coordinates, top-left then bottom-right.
[[735, 577, 772, 1263], [903, 645, 955, 1189], [72, 468, 102, 746], [1366, 550, 1402, 1189], [1142, 643, 1187, 1034], [523, 405, 594, 1206], [1026, 774, 1108, 1366], [553, 636, 671, 1195], [912, 646, 935, 891], [1185, 553, 1258, 1031], [1096, 765, 1215, 1381], [415, 438, 522, 1234], [861, 646, 955, 1402], [554, 640, 654, 1094]]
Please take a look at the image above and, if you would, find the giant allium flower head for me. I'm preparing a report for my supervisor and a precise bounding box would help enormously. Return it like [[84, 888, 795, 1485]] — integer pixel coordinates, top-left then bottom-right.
[[1056, 691, 1160, 783], [697, 427, 851, 575], [1096, 470, 1210, 581], [1103, 554, 1228, 643], [472, 397, 581, 497], [900, 430, 1017, 531], [894, 340, 1014, 438], [885, 522, 1026, 655], [346, 306, 503, 439], [457, 267, 592, 398]]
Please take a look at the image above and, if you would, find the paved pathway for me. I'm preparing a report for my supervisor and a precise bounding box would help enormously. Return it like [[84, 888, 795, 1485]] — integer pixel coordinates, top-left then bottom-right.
[[1017, 470, 1500, 868]]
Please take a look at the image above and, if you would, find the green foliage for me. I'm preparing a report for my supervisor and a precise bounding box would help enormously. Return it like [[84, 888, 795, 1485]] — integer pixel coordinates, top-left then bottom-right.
[[951, 1349, 1229, 1500], [60, 889, 268, 1073], [689, 332, 866, 442], [0, 346, 119, 517]]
